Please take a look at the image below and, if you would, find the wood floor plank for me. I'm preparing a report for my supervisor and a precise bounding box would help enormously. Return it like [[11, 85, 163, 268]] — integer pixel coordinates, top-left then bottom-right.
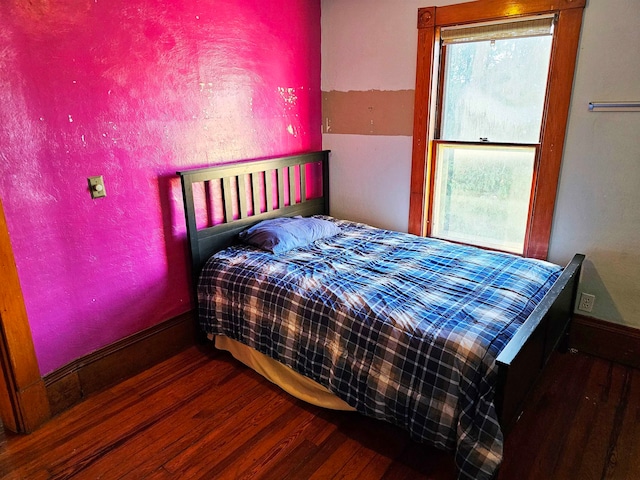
[[258, 414, 345, 480], [30, 355, 234, 479], [602, 367, 640, 480], [284, 428, 352, 479], [262, 439, 324, 480], [570, 362, 630, 480], [546, 360, 629, 479], [498, 351, 593, 479], [332, 444, 381, 480], [0, 350, 221, 478], [74, 368, 263, 479], [550, 356, 611, 478], [212, 405, 320, 480], [306, 409, 351, 446], [118, 384, 279, 479], [356, 453, 397, 479], [139, 466, 174, 479], [307, 436, 363, 479], [116, 375, 269, 480], [1, 346, 639, 480], [161, 381, 293, 477], [0, 347, 212, 467]]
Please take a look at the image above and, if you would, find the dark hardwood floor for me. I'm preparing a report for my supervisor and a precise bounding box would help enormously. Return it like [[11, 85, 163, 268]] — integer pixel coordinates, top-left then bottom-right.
[[0, 345, 638, 479]]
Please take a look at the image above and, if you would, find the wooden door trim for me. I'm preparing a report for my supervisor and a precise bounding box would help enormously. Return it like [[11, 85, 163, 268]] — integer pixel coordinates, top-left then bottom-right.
[[0, 199, 50, 432]]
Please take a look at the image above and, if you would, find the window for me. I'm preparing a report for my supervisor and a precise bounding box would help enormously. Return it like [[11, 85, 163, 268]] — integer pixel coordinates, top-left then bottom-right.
[[409, 0, 585, 259], [432, 16, 553, 254]]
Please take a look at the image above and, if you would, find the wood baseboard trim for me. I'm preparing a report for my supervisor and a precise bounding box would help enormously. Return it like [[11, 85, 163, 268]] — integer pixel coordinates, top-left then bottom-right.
[[44, 311, 197, 416], [570, 315, 640, 369], [15, 379, 51, 433]]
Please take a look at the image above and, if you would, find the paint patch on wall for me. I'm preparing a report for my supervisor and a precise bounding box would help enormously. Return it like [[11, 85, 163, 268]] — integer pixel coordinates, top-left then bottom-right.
[[322, 90, 415, 136]]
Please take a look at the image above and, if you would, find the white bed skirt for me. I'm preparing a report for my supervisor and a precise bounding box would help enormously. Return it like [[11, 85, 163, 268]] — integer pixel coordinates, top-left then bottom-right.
[[213, 334, 356, 411]]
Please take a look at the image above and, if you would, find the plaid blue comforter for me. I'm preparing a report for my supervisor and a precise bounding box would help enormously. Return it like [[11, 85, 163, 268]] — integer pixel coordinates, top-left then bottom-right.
[[198, 217, 561, 479]]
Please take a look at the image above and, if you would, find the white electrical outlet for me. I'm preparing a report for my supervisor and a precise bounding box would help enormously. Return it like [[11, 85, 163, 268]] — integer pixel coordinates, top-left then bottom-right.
[[578, 293, 595, 312]]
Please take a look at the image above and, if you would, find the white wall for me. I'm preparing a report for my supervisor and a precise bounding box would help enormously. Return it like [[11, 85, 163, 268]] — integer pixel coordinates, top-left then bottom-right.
[[548, 0, 640, 326], [322, 0, 465, 231], [322, 0, 640, 329], [324, 134, 412, 232]]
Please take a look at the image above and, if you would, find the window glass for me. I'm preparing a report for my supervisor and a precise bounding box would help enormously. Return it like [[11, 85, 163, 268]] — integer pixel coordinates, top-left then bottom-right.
[[431, 143, 535, 253], [440, 35, 552, 143]]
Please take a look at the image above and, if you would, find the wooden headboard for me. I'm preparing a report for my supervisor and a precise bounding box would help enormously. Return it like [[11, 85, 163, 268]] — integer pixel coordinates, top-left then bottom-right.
[[177, 150, 330, 284]]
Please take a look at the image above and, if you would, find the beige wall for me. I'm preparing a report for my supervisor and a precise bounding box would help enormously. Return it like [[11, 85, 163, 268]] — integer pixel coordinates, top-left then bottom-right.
[[549, 0, 640, 327], [322, 0, 640, 330]]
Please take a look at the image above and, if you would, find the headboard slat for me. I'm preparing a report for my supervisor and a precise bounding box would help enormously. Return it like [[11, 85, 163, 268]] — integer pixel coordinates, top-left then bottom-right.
[[238, 174, 248, 219], [277, 168, 286, 208], [265, 170, 274, 212], [289, 166, 297, 205], [222, 177, 233, 222], [251, 173, 261, 216], [300, 165, 307, 203]]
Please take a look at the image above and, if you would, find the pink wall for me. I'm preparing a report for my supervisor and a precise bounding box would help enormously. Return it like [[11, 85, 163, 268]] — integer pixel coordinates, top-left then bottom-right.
[[0, 0, 321, 375]]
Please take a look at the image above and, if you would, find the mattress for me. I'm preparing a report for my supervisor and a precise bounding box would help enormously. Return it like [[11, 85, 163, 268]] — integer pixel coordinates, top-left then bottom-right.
[[197, 216, 561, 479]]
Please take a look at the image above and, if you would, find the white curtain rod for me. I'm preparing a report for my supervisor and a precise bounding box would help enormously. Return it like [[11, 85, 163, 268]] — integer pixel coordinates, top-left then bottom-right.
[[588, 101, 640, 112]]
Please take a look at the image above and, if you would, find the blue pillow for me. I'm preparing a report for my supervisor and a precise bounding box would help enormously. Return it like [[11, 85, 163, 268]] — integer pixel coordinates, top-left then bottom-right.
[[238, 216, 340, 254]]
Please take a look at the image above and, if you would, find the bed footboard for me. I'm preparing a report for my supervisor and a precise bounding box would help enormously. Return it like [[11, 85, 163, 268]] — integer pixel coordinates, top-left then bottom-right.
[[495, 253, 584, 431]]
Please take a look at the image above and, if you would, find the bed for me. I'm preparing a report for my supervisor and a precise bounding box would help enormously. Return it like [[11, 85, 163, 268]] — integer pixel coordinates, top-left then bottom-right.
[[178, 150, 584, 480]]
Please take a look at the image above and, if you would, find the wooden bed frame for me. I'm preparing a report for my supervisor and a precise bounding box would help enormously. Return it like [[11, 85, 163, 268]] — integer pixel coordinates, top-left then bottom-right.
[[177, 150, 584, 432]]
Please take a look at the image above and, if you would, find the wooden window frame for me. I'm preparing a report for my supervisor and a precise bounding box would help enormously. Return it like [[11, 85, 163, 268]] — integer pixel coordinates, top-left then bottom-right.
[[408, 0, 585, 259]]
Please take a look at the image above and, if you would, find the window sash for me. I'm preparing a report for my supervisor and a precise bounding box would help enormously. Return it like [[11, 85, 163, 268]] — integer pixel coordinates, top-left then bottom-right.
[[428, 141, 538, 254], [438, 34, 553, 144]]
